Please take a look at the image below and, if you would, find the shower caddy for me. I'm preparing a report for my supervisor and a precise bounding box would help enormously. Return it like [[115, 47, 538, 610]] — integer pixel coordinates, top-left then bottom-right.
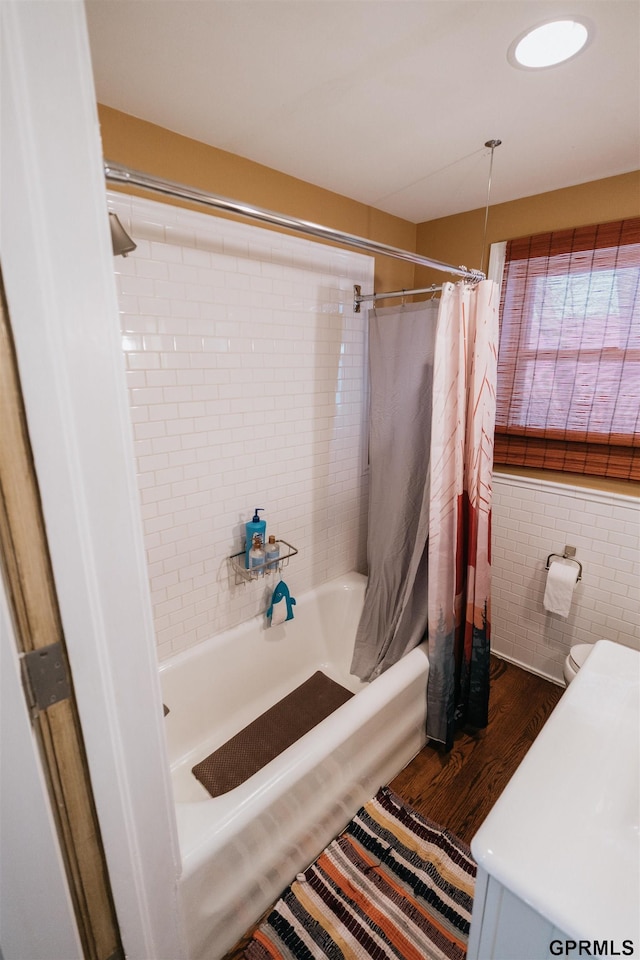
[[228, 540, 298, 584]]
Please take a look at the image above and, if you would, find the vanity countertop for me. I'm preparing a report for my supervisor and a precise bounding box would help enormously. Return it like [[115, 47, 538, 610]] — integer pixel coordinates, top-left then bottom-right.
[[471, 639, 640, 944]]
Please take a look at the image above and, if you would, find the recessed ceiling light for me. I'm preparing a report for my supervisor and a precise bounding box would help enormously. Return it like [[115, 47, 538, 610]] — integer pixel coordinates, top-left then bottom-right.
[[509, 18, 591, 69]]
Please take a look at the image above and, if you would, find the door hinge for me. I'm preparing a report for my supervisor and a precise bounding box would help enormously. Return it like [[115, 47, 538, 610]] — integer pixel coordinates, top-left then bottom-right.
[[21, 641, 71, 712]]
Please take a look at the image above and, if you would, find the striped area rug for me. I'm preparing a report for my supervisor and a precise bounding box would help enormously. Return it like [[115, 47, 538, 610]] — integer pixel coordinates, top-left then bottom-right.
[[245, 786, 476, 960]]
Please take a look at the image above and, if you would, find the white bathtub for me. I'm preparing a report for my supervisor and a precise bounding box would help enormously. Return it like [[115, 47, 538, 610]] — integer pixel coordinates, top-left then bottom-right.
[[159, 571, 429, 959]]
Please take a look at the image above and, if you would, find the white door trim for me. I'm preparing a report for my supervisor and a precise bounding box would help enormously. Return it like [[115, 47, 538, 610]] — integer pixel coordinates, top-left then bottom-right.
[[0, 2, 185, 956], [0, 575, 83, 960]]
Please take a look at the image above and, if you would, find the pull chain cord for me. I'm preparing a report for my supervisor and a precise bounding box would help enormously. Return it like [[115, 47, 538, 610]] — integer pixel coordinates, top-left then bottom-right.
[[481, 139, 502, 276]]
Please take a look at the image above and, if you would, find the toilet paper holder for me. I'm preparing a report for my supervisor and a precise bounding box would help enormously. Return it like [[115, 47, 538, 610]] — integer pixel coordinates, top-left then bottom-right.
[[545, 546, 583, 582]]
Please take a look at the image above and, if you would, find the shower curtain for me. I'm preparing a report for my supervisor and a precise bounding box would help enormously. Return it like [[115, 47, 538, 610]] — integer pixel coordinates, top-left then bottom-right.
[[350, 280, 498, 752], [427, 279, 498, 750], [350, 299, 438, 681]]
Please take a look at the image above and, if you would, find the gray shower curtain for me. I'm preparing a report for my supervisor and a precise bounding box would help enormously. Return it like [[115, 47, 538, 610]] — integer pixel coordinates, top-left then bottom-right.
[[350, 300, 438, 681]]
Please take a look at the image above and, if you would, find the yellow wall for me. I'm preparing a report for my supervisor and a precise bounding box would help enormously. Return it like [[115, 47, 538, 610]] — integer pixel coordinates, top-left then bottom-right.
[[98, 104, 416, 296], [414, 170, 640, 288], [98, 105, 638, 494], [99, 104, 638, 305]]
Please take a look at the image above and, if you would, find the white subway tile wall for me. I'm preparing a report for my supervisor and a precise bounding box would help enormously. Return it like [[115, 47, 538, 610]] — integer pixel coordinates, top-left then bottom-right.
[[109, 193, 373, 660], [492, 473, 640, 683], [110, 193, 639, 683]]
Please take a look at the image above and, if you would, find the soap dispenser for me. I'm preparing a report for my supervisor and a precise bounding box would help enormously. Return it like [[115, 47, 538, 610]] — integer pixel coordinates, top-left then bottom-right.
[[245, 508, 266, 568]]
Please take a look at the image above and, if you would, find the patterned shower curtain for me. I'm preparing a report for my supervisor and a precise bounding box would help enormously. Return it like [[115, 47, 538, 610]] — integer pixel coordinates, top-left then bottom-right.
[[427, 279, 499, 750]]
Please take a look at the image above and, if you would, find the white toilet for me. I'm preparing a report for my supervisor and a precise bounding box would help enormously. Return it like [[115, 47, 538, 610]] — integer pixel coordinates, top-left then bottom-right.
[[563, 643, 594, 685]]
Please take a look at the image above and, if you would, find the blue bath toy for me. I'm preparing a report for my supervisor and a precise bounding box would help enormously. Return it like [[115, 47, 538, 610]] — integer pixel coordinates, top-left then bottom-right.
[[267, 580, 296, 625]]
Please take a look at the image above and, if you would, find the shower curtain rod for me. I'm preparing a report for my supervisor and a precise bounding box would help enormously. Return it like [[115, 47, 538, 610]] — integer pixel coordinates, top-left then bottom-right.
[[104, 161, 485, 292], [353, 283, 443, 307]]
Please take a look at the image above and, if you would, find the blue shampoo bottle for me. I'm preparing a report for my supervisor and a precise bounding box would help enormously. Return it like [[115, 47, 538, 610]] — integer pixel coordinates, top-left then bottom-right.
[[245, 508, 266, 568]]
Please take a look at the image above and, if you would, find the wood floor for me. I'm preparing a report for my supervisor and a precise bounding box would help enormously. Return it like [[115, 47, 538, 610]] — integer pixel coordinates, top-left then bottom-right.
[[224, 656, 564, 956], [388, 655, 564, 845]]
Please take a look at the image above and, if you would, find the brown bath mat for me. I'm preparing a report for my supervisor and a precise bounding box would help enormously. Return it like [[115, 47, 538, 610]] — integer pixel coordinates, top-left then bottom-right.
[[192, 671, 354, 798]]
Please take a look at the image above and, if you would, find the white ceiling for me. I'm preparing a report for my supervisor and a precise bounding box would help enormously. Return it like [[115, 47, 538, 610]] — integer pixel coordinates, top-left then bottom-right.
[[85, 0, 640, 224]]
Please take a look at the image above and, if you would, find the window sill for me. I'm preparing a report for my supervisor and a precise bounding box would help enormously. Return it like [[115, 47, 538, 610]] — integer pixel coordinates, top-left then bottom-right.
[[493, 463, 640, 499]]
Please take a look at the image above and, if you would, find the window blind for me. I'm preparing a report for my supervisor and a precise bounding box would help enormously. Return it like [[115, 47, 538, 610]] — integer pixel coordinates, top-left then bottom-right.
[[495, 218, 640, 481]]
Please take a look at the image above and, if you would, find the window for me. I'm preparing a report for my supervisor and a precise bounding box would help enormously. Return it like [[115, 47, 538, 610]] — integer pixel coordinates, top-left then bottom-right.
[[495, 218, 640, 481]]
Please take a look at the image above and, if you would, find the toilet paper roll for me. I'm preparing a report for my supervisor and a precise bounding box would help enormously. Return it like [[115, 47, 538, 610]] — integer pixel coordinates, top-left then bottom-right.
[[543, 560, 579, 617]]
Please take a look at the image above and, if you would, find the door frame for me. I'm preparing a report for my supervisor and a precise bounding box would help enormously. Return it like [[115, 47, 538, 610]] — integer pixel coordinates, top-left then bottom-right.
[[0, 3, 184, 957], [0, 566, 84, 960], [0, 269, 122, 958]]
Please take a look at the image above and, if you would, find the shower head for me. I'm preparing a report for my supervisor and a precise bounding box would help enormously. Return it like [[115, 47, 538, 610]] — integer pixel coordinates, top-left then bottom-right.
[[109, 212, 136, 257]]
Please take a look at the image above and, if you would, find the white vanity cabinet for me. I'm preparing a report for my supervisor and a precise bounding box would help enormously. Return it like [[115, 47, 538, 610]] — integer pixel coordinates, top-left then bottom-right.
[[467, 640, 640, 960], [468, 867, 570, 960]]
